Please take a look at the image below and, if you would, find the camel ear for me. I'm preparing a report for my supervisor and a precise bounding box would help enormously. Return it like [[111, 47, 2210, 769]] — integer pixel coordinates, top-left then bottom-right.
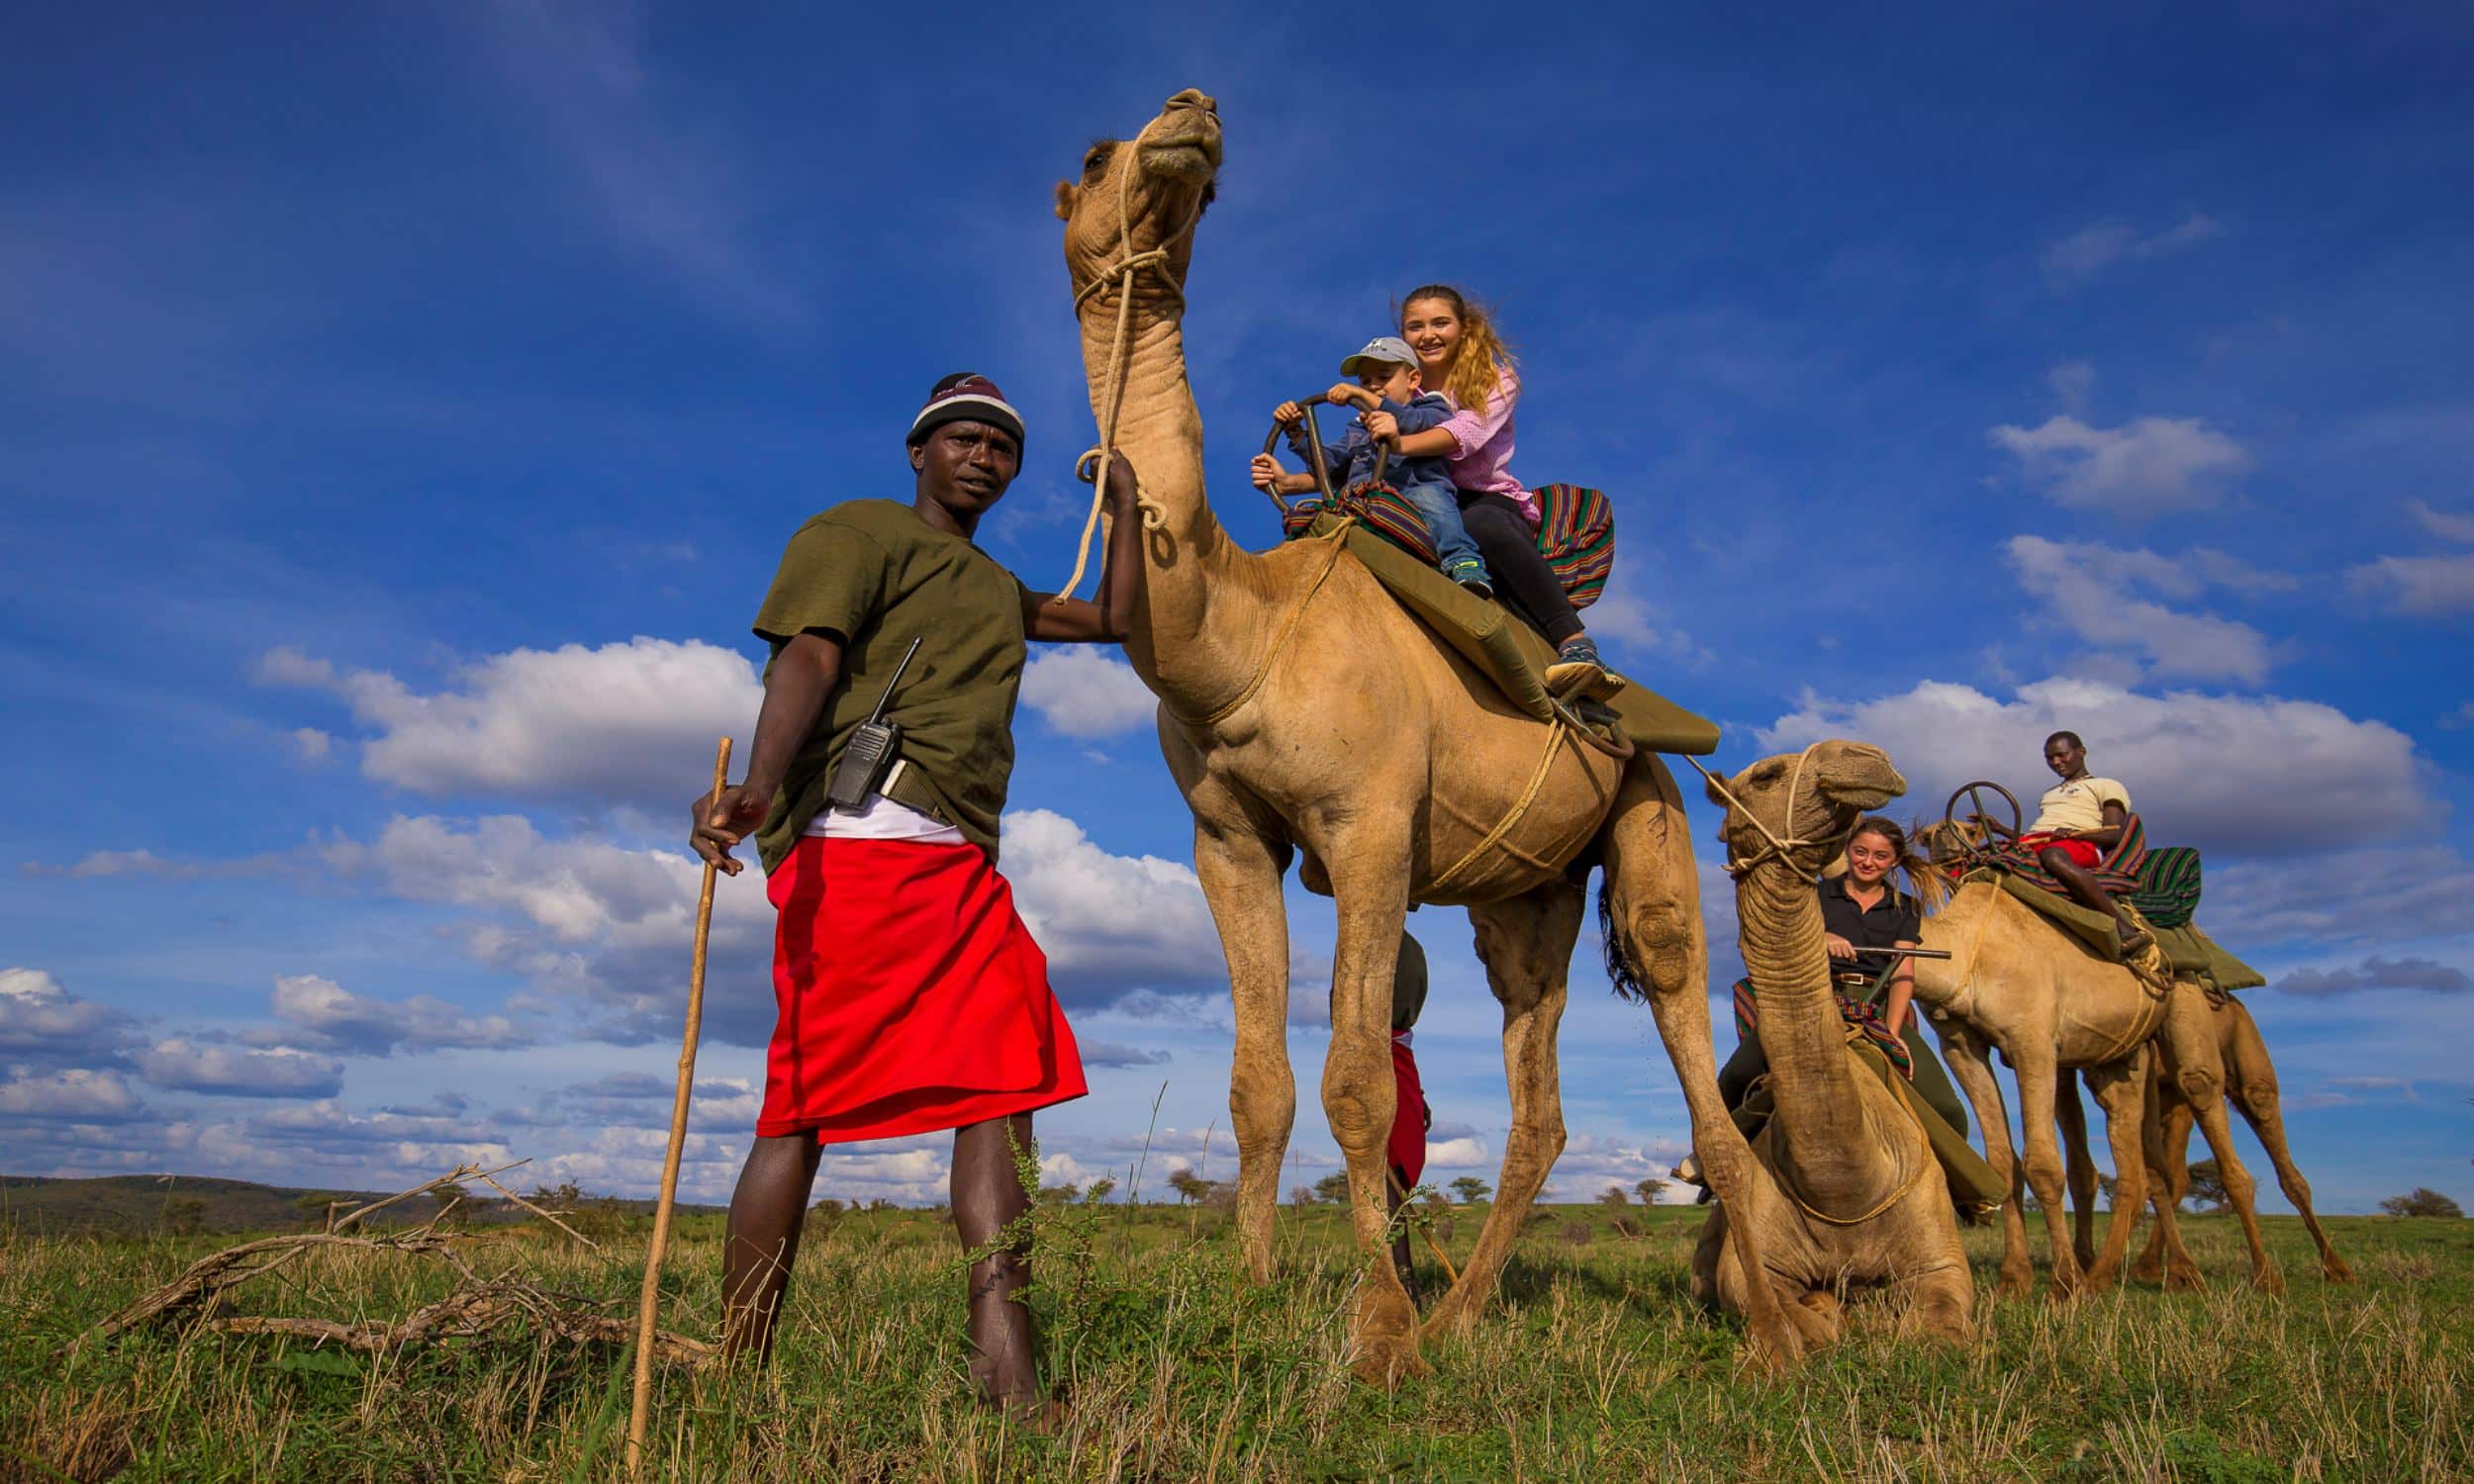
[[1053, 181, 1078, 221], [1702, 775, 1731, 811]]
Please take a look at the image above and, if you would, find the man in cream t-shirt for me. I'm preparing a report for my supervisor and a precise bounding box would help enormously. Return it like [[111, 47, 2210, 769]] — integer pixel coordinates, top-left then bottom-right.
[[2013, 730, 2151, 953]]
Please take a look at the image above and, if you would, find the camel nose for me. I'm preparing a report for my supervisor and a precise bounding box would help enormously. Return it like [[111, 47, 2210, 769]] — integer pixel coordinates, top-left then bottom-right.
[[1166, 87, 1218, 115]]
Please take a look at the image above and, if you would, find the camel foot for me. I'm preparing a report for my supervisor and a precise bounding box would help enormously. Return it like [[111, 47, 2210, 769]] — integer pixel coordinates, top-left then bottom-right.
[[2162, 1262, 2204, 1293], [1992, 1267, 2034, 1303], [2249, 1265, 2286, 1296], [2323, 1258, 2357, 1285], [1348, 1334, 1431, 1390], [1419, 1289, 1484, 1345], [1349, 1282, 1427, 1390], [2129, 1257, 2162, 1286]]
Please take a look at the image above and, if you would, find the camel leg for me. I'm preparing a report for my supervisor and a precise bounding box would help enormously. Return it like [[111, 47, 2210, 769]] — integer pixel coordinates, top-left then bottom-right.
[[1317, 837, 1423, 1389], [2162, 996, 2277, 1294], [1190, 807, 1295, 1283], [2133, 1082, 2197, 1286], [2232, 1068, 2355, 1284], [1940, 1025, 2034, 1300], [2009, 1047, 2085, 1297], [2054, 1065, 2099, 1272], [2077, 1048, 2164, 1293], [1421, 883, 1579, 1342], [1595, 758, 1807, 1370]]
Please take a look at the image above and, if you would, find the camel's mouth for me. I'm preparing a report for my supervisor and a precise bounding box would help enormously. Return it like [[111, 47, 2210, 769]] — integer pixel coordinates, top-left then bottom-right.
[[1142, 138, 1221, 181]]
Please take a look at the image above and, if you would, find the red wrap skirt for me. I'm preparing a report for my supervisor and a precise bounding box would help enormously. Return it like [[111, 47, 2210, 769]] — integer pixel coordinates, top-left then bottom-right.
[[2019, 831, 2103, 870], [1387, 1034, 1429, 1189], [757, 836, 1087, 1143]]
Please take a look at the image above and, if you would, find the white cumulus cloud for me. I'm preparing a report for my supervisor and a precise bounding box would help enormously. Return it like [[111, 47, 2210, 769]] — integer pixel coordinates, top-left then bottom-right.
[[255, 637, 761, 809], [141, 1039, 344, 1099], [1757, 675, 2426, 855], [1020, 647, 1159, 738], [0, 1067, 145, 1120], [241, 974, 533, 1056], [1002, 809, 1228, 1004], [1988, 415, 2248, 514], [2005, 535, 2274, 683], [0, 968, 143, 1067]]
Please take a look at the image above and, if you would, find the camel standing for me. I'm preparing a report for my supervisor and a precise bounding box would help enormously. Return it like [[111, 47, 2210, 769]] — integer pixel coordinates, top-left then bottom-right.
[[2050, 992, 2353, 1290], [1906, 882, 2194, 1297], [1053, 90, 1804, 1380], [1686, 744, 1972, 1347]]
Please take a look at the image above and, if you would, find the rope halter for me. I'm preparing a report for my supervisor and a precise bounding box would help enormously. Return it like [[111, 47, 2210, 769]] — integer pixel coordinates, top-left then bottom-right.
[[1685, 743, 1830, 880], [1052, 114, 1207, 601]]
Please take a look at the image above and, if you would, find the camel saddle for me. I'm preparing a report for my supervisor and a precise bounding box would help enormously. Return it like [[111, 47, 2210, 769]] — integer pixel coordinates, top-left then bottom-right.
[[1958, 868, 2265, 991], [1297, 510, 1720, 757]]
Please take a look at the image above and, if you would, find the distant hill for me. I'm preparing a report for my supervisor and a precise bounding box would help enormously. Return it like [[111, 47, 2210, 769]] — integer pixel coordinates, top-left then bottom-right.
[[0, 1174, 720, 1238]]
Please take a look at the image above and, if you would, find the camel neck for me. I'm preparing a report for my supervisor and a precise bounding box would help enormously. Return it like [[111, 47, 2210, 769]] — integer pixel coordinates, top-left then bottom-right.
[[1075, 303, 1268, 715], [1737, 859, 1891, 1203]]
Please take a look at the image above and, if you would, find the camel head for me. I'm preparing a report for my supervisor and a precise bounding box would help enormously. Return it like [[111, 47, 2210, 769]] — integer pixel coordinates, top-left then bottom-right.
[[1706, 741, 1907, 876], [1055, 87, 1221, 310]]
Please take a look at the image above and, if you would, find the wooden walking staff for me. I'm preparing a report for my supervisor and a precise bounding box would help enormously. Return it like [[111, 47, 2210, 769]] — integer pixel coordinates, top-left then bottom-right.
[[626, 735, 732, 1477]]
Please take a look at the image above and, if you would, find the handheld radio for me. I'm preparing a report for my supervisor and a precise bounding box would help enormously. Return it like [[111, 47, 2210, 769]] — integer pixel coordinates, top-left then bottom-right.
[[824, 635, 923, 810]]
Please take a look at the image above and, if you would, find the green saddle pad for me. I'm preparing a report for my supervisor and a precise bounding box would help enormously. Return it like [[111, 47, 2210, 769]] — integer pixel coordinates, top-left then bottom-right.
[[1307, 512, 1719, 756], [2153, 923, 2264, 991], [1959, 869, 2261, 989]]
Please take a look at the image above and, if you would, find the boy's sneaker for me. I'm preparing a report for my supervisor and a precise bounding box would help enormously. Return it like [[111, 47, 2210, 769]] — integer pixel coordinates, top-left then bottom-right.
[[1546, 635, 1612, 698], [1444, 559, 1493, 602]]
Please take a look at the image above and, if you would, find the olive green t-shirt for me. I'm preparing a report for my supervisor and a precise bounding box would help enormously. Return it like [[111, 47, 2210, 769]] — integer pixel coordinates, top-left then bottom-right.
[[751, 499, 1033, 873]]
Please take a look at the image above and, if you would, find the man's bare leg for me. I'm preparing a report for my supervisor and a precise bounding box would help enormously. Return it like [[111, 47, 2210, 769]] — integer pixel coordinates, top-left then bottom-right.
[[2040, 847, 2149, 952], [722, 1133, 826, 1359], [952, 1112, 1041, 1413], [1386, 1168, 1422, 1307]]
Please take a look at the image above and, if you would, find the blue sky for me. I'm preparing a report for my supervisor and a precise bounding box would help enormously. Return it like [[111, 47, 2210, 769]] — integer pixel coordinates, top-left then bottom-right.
[[5, 3, 2471, 1214]]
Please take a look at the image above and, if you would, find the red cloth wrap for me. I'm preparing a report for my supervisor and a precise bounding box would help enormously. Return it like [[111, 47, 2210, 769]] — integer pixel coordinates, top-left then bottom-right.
[[2020, 831, 2103, 870], [1387, 1034, 1429, 1189], [757, 836, 1086, 1143]]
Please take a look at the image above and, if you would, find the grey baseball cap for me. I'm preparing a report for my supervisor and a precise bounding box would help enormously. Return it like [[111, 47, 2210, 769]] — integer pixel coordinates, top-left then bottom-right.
[[1338, 335, 1419, 375]]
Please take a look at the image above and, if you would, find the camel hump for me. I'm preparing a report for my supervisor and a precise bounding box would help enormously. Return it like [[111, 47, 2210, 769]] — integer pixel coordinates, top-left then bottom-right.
[[1292, 511, 1719, 757]]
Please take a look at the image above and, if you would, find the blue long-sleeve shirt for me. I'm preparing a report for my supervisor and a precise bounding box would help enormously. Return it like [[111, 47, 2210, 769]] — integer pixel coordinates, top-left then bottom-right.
[[1285, 391, 1455, 494]]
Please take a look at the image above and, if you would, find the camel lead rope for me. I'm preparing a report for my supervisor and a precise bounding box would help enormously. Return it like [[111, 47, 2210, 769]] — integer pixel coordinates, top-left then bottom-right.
[[1054, 115, 1201, 603], [626, 735, 731, 1478]]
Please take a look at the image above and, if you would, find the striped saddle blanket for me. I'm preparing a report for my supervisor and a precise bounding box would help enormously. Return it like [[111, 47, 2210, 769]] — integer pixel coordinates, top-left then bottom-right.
[[1281, 481, 1615, 610], [1984, 816, 2203, 929], [1730, 976, 1913, 1076]]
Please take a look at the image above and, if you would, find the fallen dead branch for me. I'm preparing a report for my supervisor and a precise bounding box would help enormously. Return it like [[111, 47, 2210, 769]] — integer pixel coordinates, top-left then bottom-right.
[[207, 1280, 711, 1364], [74, 1159, 705, 1367]]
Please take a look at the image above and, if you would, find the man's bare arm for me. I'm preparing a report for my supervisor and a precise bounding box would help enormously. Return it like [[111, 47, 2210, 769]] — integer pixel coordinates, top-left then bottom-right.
[[689, 631, 843, 877], [1025, 451, 1143, 643]]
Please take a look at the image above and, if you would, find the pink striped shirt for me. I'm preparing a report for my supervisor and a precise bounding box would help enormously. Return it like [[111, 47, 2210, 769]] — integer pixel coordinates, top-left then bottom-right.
[[1439, 363, 1539, 526]]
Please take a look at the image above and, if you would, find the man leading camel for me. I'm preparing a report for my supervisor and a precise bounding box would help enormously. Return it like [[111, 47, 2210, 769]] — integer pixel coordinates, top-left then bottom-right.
[[2002, 729, 2150, 954], [688, 374, 1144, 1417]]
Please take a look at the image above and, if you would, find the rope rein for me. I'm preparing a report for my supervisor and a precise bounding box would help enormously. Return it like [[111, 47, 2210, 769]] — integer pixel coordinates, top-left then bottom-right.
[[1053, 118, 1197, 603], [1682, 744, 1827, 880], [1428, 713, 1575, 894]]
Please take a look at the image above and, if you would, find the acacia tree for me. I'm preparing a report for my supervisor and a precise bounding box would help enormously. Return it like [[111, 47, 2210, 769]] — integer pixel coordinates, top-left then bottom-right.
[[1597, 1184, 1629, 1208], [2379, 1188, 2464, 1218], [1448, 1175, 1490, 1205], [1311, 1171, 1351, 1204], [1634, 1177, 1665, 1206], [2182, 1159, 2230, 1213], [1166, 1167, 1210, 1205]]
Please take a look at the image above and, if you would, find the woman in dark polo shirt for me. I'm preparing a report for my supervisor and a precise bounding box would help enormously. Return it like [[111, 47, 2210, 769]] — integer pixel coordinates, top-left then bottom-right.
[[1713, 816, 1967, 1138]]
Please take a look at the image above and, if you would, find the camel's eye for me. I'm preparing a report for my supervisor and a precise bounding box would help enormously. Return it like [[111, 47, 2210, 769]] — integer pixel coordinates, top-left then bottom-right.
[[1082, 141, 1116, 179]]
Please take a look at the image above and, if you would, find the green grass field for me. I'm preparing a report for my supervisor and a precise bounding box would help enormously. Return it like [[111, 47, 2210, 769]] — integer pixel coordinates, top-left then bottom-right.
[[3, 1197, 2467, 1481]]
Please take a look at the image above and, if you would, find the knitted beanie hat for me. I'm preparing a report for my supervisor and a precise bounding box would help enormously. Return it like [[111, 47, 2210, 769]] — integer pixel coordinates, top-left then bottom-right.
[[907, 372, 1026, 452]]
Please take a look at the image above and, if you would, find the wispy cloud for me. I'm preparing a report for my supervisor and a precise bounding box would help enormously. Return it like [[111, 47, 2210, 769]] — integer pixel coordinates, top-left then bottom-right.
[[468, 0, 806, 327], [1988, 414, 2249, 514], [2044, 212, 2222, 285]]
